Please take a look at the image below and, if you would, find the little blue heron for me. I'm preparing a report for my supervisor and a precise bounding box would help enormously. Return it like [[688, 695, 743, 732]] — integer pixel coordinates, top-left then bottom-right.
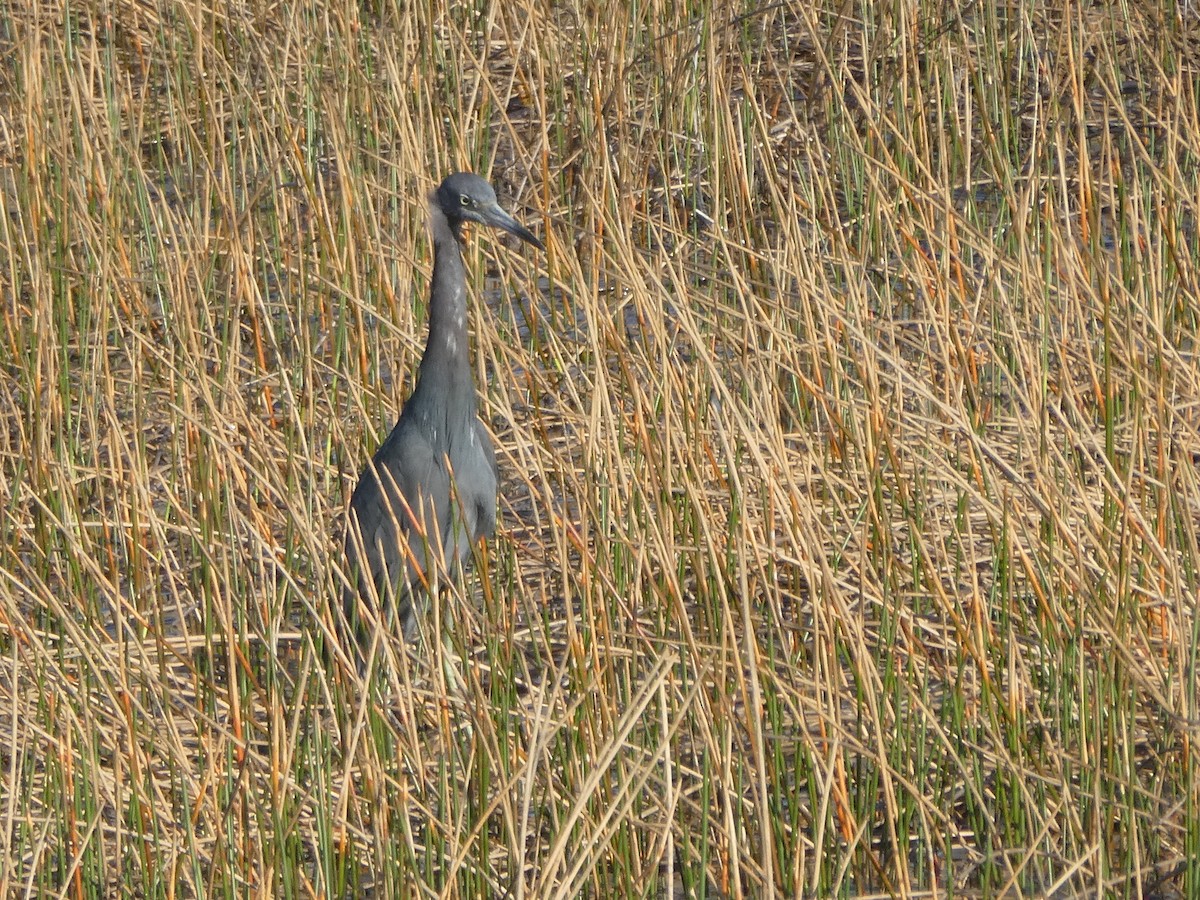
[[341, 172, 544, 650]]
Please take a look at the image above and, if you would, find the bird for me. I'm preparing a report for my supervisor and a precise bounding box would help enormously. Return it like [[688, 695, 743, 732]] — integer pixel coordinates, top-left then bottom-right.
[[340, 172, 544, 655]]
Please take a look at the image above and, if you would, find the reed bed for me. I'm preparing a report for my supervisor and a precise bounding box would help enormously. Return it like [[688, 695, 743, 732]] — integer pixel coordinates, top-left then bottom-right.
[[1, 1, 1198, 896]]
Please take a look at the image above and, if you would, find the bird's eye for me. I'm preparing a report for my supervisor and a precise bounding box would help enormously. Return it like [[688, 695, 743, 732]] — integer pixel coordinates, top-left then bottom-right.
[[459, 194, 471, 207]]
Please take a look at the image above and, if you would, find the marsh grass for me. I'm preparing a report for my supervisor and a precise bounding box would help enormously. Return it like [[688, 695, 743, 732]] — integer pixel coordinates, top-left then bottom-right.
[[1, 0, 1198, 896]]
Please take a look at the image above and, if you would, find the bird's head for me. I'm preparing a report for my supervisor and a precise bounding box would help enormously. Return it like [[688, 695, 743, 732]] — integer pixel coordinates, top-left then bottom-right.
[[433, 172, 545, 250]]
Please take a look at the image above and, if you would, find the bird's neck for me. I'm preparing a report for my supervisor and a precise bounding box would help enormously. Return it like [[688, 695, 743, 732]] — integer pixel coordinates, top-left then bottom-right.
[[415, 206, 475, 403]]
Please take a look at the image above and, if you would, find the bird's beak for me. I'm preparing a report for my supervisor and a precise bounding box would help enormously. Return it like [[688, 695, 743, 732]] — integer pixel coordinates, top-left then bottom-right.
[[484, 203, 545, 251]]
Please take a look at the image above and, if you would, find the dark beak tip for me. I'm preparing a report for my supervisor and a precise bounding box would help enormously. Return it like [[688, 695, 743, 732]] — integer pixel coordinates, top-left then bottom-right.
[[503, 218, 545, 251], [484, 203, 544, 252]]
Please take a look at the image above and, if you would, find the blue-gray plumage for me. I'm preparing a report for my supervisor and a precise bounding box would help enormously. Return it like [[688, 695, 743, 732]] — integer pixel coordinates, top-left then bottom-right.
[[342, 172, 544, 646]]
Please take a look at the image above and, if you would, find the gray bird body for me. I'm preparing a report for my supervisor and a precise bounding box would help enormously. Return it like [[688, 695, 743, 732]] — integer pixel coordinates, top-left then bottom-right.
[[342, 173, 542, 644]]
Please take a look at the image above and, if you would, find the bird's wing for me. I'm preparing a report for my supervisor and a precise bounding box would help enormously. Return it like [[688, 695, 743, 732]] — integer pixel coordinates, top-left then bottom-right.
[[377, 421, 452, 571], [470, 418, 499, 539], [344, 420, 452, 600], [475, 418, 498, 478]]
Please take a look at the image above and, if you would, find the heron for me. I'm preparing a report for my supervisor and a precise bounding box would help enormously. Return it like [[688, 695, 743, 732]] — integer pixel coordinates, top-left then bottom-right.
[[341, 172, 544, 653]]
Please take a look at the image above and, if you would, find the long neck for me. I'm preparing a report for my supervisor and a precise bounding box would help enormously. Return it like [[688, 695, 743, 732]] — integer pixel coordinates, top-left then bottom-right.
[[412, 206, 475, 414]]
